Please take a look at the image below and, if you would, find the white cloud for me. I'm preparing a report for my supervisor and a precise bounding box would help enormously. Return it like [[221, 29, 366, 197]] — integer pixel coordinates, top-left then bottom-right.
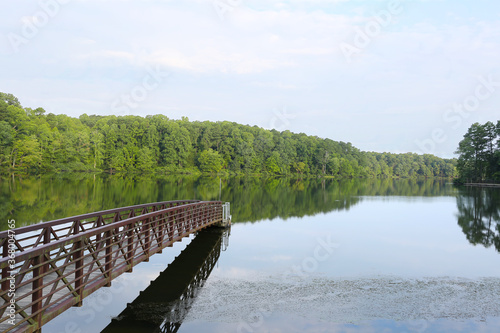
[[1, 0, 500, 156]]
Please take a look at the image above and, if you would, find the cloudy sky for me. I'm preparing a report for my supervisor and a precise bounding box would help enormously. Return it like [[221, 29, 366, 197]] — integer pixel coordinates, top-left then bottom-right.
[[1, 0, 499, 158]]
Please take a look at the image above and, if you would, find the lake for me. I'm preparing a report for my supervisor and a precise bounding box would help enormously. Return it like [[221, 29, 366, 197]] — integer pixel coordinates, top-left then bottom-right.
[[1, 175, 499, 332]]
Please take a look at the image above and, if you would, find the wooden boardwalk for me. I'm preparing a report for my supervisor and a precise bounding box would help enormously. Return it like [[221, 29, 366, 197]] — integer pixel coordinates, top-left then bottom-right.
[[0, 201, 231, 333]]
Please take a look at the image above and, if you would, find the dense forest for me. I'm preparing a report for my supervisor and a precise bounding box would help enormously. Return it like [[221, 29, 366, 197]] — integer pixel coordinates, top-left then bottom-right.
[[455, 121, 500, 183], [0, 92, 456, 177]]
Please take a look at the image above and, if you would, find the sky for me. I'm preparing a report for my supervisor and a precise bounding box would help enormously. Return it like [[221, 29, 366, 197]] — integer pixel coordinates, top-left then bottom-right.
[[1, 0, 499, 158]]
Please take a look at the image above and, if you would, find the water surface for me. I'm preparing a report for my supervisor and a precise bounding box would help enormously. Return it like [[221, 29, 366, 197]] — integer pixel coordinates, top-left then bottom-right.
[[2, 175, 499, 332]]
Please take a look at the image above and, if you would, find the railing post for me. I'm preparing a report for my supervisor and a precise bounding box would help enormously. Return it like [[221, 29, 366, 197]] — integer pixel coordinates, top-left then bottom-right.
[[74, 239, 83, 307], [105, 230, 112, 287], [183, 207, 186, 231], [195, 205, 200, 228], [165, 211, 171, 242], [197, 205, 201, 227], [173, 210, 177, 239], [179, 208, 183, 235], [205, 203, 208, 222], [126, 223, 133, 272], [41, 228, 50, 275], [32, 255, 43, 329], [113, 213, 121, 243], [73, 220, 83, 307], [96, 215, 103, 243], [151, 207, 159, 253], [203, 203, 207, 226], [222, 202, 230, 223], [190, 207, 194, 229], [157, 214, 163, 253], [144, 217, 150, 261]]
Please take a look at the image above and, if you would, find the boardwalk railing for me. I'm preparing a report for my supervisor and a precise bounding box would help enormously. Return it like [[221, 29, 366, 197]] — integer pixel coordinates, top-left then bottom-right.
[[0, 200, 224, 333]]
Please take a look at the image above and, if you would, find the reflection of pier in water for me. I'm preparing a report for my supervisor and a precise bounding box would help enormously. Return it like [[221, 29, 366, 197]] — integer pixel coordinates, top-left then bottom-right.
[[101, 228, 229, 333]]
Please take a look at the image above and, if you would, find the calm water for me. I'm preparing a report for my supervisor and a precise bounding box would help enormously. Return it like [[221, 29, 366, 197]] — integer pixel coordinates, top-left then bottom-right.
[[1, 175, 499, 332]]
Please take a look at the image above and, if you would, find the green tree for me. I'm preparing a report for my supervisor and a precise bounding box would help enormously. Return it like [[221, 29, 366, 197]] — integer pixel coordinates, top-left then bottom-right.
[[265, 151, 282, 174], [0, 91, 459, 177], [136, 147, 156, 171], [110, 149, 126, 172], [456, 122, 499, 182], [90, 129, 105, 169], [13, 136, 42, 170], [339, 158, 354, 178], [198, 148, 223, 173], [0, 121, 15, 167], [0, 92, 21, 107]]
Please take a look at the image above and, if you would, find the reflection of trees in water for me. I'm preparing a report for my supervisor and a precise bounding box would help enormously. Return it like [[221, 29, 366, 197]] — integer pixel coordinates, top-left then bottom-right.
[[0, 173, 452, 229], [456, 187, 500, 252], [101, 228, 228, 333], [226, 177, 452, 222]]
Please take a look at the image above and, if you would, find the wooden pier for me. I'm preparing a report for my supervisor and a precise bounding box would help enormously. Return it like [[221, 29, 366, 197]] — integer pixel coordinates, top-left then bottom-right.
[[0, 200, 230, 333]]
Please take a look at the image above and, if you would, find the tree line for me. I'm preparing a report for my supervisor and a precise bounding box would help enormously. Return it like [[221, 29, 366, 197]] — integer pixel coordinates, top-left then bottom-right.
[[0, 92, 456, 177], [455, 121, 500, 183]]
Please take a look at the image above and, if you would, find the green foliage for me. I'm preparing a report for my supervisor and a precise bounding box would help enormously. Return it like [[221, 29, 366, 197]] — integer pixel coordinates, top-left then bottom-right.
[[0, 121, 14, 168], [265, 151, 282, 174], [0, 92, 21, 107], [14, 135, 42, 170], [0, 92, 457, 178], [198, 149, 223, 173], [455, 121, 500, 183], [136, 147, 156, 171]]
